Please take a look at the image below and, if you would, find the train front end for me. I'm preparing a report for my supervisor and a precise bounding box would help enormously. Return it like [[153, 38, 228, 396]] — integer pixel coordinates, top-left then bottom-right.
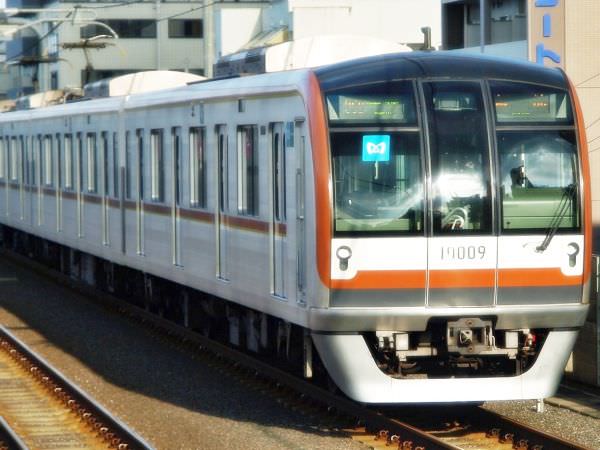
[[308, 53, 591, 403]]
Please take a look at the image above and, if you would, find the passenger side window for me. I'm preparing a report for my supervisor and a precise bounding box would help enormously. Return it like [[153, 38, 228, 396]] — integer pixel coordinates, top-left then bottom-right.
[[10, 137, 19, 182], [101, 132, 109, 197], [43, 135, 53, 187], [189, 127, 206, 208], [0, 137, 5, 180], [112, 132, 119, 198], [237, 125, 259, 216], [172, 127, 182, 207], [150, 129, 164, 202], [64, 135, 74, 190], [126, 131, 132, 200], [86, 133, 97, 193], [137, 129, 144, 201], [55, 134, 61, 190]]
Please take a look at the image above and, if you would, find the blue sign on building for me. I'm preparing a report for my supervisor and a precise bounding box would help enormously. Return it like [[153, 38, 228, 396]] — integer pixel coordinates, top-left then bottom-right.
[[534, 0, 562, 66]]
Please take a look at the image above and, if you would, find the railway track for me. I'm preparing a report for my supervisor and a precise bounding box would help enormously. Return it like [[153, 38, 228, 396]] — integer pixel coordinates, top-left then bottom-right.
[[1, 248, 593, 450], [376, 404, 591, 450], [0, 416, 28, 450], [0, 323, 152, 450]]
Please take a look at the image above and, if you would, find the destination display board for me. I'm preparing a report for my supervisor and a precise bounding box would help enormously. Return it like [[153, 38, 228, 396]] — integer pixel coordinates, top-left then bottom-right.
[[326, 95, 415, 123], [491, 83, 572, 123]]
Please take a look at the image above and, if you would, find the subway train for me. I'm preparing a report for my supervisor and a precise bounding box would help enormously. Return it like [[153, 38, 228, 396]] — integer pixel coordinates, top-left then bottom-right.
[[0, 52, 591, 403]]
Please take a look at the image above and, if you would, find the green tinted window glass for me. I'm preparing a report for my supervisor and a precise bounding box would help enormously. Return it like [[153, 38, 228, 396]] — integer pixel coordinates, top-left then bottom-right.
[[498, 130, 579, 232], [331, 132, 423, 235]]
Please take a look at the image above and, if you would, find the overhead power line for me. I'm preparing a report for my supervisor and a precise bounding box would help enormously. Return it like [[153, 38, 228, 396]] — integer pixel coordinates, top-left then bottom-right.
[[5, 11, 73, 64]]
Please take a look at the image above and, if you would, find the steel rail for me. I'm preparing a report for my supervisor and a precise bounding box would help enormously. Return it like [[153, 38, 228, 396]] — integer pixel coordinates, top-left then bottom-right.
[[474, 407, 591, 450], [0, 416, 29, 450], [0, 324, 153, 450]]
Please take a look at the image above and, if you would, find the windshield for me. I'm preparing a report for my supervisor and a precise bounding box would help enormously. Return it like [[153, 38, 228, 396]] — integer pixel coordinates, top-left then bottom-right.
[[331, 131, 424, 235], [498, 130, 579, 232], [491, 81, 580, 233], [424, 81, 493, 234], [326, 79, 580, 237]]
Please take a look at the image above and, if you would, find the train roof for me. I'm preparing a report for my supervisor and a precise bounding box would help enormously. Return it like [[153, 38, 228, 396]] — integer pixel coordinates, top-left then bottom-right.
[[0, 69, 312, 124], [0, 52, 570, 125], [315, 51, 569, 91]]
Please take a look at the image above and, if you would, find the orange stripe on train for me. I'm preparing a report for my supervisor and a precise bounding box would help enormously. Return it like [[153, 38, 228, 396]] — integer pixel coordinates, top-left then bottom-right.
[[332, 268, 580, 290], [498, 268, 581, 287], [331, 270, 426, 290]]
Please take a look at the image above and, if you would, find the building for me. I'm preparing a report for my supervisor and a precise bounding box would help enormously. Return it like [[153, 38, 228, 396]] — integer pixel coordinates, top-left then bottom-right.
[[442, 0, 600, 388], [3, 0, 211, 98], [215, 0, 441, 76], [442, 0, 527, 57], [2, 0, 442, 97]]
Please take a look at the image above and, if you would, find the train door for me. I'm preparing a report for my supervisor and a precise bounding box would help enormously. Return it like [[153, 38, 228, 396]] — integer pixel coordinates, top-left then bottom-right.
[[55, 134, 62, 232], [36, 135, 43, 227], [216, 125, 229, 280], [294, 120, 307, 305], [0, 137, 5, 218], [136, 129, 145, 255], [30, 137, 37, 225], [422, 81, 496, 307], [76, 133, 83, 237], [171, 127, 181, 266], [101, 132, 109, 245], [18, 136, 25, 221], [270, 123, 286, 298], [120, 131, 129, 254], [26, 136, 34, 226]]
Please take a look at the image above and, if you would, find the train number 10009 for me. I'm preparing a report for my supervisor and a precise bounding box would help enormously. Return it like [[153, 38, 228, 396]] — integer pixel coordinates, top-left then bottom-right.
[[440, 245, 486, 260]]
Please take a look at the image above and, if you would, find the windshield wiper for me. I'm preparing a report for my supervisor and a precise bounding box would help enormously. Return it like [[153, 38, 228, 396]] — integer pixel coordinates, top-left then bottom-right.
[[536, 183, 577, 252]]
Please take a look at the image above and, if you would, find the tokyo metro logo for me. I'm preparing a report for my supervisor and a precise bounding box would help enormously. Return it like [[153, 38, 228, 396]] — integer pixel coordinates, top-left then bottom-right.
[[362, 135, 390, 162]]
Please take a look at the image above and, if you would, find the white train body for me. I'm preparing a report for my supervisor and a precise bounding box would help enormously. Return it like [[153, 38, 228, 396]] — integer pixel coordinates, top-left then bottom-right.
[[0, 53, 591, 403]]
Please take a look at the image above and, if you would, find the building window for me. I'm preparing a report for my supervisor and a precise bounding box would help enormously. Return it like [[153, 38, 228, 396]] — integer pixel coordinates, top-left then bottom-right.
[[81, 20, 157, 39], [237, 125, 259, 216], [168, 19, 203, 38], [150, 129, 164, 202], [87, 133, 97, 193], [50, 71, 58, 90], [189, 127, 206, 208], [43, 135, 52, 186], [444, 0, 527, 50]]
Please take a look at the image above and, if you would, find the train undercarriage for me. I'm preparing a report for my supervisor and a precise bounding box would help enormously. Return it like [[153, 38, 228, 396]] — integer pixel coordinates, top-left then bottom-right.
[[365, 322, 548, 378], [0, 226, 316, 377]]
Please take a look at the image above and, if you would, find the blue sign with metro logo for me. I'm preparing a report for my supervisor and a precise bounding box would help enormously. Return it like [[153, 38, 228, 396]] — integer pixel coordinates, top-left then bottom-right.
[[362, 135, 390, 162]]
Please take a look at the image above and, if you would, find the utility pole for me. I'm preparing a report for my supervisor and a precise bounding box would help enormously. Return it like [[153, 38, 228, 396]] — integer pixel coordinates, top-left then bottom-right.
[[480, 0, 486, 53], [204, 0, 214, 78]]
